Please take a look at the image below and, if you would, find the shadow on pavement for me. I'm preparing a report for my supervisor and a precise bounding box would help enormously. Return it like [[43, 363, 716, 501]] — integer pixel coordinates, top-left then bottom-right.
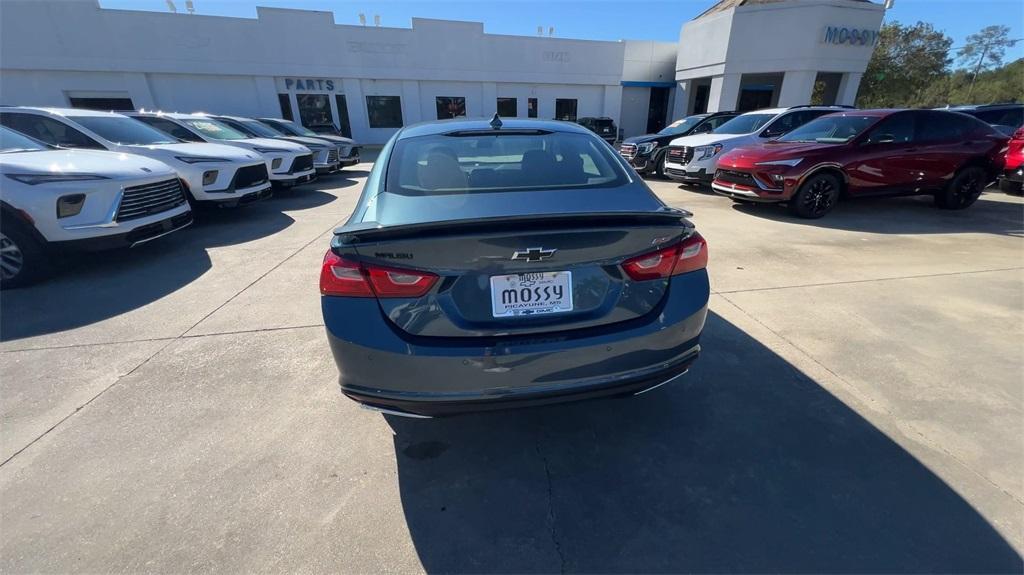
[[385, 312, 1022, 573], [730, 192, 1023, 237], [0, 194, 307, 342]]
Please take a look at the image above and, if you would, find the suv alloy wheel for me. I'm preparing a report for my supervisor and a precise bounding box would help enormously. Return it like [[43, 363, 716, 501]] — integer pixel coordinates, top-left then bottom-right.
[[936, 167, 986, 210], [789, 172, 841, 218]]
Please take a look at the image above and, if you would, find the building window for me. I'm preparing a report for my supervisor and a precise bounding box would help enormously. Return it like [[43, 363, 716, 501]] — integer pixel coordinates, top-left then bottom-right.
[[334, 95, 352, 138], [297, 94, 332, 128], [555, 99, 577, 122], [278, 94, 294, 121], [435, 96, 466, 120], [496, 97, 517, 117], [68, 97, 134, 111], [528, 98, 538, 118], [366, 96, 403, 128]]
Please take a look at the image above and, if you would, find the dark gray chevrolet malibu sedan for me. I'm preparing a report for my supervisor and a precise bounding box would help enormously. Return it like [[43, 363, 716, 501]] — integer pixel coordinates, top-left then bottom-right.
[[320, 116, 710, 417]]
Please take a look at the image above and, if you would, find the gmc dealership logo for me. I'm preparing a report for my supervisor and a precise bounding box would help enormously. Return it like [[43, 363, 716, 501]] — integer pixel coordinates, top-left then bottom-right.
[[822, 26, 880, 47]]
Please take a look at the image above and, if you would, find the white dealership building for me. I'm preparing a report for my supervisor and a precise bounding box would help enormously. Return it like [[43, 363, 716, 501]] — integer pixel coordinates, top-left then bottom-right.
[[0, 0, 884, 144]]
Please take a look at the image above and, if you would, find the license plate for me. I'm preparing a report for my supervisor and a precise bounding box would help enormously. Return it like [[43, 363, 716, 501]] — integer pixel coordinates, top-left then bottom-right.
[[490, 271, 573, 318]]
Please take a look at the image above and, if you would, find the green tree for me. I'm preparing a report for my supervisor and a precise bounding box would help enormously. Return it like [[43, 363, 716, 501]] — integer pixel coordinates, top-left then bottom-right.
[[857, 21, 952, 108], [957, 25, 1018, 100], [958, 25, 1016, 72]]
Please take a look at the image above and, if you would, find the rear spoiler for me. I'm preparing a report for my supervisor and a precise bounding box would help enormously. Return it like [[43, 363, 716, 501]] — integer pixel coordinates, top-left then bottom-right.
[[334, 209, 693, 245]]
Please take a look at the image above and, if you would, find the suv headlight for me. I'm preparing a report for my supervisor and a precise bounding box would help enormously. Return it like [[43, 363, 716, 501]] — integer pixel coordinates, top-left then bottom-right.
[[694, 144, 723, 161], [174, 156, 231, 164], [5, 173, 110, 186], [755, 158, 804, 167], [253, 147, 288, 154], [636, 142, 657, 155]]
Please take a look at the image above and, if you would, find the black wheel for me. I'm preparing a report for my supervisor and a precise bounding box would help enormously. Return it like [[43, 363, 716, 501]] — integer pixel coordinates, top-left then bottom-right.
[[655, 152, 667, 178], [998, 177, 1022, 195], [936, 167, 985, 210], [0, 220, 47, 289], [789, 173, 841, 218]]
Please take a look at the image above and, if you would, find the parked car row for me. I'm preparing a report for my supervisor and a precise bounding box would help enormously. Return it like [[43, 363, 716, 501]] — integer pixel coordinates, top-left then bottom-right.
[[0, 106, 361, 288], [621, 104, 1017, 218]]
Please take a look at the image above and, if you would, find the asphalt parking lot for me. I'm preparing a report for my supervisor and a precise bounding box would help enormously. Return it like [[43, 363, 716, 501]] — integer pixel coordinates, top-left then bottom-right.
[[1, 163, 1022, 573]]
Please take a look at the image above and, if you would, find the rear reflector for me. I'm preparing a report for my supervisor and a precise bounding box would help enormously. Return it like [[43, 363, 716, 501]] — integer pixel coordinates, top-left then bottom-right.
[[320, 251, 438, 298], [621, 232, 708, 281]]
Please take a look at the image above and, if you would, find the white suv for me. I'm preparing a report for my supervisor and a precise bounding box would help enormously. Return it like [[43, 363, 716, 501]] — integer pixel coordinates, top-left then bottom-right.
[[0, 126, 192, 287], [210, 115, 341, 174], [126, 112, 317, 188], [0, 107, 272, 207], [662, 106, 851, 185]]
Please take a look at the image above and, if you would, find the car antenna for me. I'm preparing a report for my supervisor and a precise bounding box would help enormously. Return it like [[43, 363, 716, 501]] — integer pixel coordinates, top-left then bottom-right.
[[490, 113, 502, 130]]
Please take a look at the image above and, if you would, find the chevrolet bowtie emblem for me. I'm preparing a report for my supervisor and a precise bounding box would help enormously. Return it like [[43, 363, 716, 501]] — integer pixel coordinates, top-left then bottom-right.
[[511, 247, 556, 262]]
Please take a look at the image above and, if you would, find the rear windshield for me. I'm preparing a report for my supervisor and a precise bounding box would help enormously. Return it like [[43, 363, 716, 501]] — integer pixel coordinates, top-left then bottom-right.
[[713, 113, 775, 134], [777, 115, 879, 143], [386, 131, 629, 195], [73, 116, 177, 145]]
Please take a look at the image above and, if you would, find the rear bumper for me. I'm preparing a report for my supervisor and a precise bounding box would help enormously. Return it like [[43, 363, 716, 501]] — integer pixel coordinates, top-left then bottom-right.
[[50, 210, 193, 251], [1003, 167, 1024, 184], [322, 270, 710, 416]]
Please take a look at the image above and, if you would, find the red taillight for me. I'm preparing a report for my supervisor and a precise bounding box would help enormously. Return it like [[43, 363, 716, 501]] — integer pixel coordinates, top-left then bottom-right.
[[621, 233, 708, 281], [319, 251, 438, 298]]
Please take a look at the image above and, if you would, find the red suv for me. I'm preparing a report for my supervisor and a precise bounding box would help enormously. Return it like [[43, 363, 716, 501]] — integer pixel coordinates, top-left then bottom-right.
[[712, 110, 1009, 218], [999, 127, 1023, 194]]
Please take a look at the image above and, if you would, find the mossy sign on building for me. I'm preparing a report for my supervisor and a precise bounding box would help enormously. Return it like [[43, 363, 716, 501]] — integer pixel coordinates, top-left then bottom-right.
[[822, 26, 880, 46]]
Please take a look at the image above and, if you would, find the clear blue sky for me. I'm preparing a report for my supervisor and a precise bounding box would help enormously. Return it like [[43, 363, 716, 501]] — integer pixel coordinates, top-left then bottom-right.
[[100, 0, 1024, 65]]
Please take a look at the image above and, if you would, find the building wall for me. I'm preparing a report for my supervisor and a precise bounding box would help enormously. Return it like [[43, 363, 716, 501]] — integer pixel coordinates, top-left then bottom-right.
[[675, 0, 883, 113], [0, 0, 675, 144]]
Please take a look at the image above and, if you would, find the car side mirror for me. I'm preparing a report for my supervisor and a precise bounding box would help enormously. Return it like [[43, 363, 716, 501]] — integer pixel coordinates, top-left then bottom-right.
[[761, 128, 784, 138]]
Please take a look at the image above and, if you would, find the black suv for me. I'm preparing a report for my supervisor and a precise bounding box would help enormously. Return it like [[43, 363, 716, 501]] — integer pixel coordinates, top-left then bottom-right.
[[619, 112, 739, 177], [576, 117, 618, 144], [938, 103, 1023, 134]]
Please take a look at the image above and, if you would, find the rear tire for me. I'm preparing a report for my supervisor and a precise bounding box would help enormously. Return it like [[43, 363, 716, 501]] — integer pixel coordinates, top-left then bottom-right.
[[936, 167, 985, 210], [998, 177, 1022, 195], [789, 172, 840, 219], [0, 220, 47, 289]]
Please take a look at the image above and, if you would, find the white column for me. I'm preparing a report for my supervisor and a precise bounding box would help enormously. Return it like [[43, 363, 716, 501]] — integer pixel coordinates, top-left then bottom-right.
[[777, 70, 818, 107], [121, 73, 156, 110], [671, 80, 689, 119], [707, 73, 740, 113], [401, 80, 421, 125], [481, 82, 497, 117], [603, 84, 623, 124], [343, 79, 370, 144], [252, 76, 280, 117], [836, 72, 863, 107]]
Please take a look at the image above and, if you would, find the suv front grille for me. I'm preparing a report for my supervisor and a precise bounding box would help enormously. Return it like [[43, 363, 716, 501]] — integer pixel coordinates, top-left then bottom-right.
[[233, 164, 269, 189], [667, 146, 693, 165], [619, 143, 638, 159], [715, 169, 757, 187], [289, 154, 314, 173], [116, 178, 187, 222]]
